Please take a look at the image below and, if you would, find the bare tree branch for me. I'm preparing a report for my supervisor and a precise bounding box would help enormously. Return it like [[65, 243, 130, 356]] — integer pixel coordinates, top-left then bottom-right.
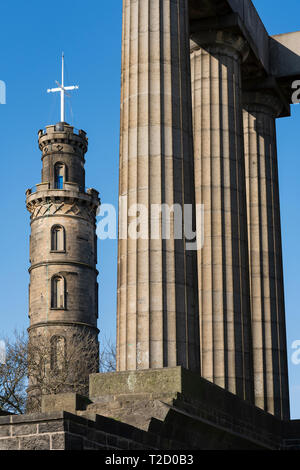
[[0, 330, 117, 415], [99, 336, 116, 373], [0, 331, 27, 414]]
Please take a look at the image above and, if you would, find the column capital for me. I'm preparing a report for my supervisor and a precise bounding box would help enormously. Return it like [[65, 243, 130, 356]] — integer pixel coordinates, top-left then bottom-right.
[[190, 30, 249, 62], [243, 91, 284, 118]]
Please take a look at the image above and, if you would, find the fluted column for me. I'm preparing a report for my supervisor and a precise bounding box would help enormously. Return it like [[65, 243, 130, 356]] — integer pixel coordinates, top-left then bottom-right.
[[243, 91, 290, 419], [117, 0, 199, 371], [190, 31, 254, 402]]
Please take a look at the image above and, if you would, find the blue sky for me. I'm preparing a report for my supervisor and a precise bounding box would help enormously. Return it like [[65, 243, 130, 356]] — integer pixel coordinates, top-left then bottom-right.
[[0, 0, 300, 418]]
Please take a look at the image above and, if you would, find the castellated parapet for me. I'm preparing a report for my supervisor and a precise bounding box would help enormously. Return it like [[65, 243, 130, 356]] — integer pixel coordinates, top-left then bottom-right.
[[26, 122, 100, 407]]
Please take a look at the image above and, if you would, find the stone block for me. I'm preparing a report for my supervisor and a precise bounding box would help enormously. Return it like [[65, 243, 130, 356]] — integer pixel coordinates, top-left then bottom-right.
[[41, 393, 90, 414], [0, 415, 11, 425], [0, 426, 10, 438], [38, 421, 66, 434], [51, 433, 66, 450], [0, 438, 19, 450], [10, 411, 64, 423], [89, 366, 242, 406], [19, 435, 50, 450], [89, 367, 183, 398], [12, 424, 37, 436]]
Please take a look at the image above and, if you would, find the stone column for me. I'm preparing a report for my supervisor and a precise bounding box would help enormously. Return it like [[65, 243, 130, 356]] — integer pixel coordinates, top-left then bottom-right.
[[243, 91, 290, 419], [190, 31, 254, 402], [117, 0, 199, 371]]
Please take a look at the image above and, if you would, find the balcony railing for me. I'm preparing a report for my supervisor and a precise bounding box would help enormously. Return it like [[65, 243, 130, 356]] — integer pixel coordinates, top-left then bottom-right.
[[39, 125, 85, 137], [26, 182, 82, 196]]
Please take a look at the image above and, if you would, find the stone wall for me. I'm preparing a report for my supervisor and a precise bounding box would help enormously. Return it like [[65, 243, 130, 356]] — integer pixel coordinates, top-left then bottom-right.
[[87, 367, 283, 449], [0, 412, 163, 451]]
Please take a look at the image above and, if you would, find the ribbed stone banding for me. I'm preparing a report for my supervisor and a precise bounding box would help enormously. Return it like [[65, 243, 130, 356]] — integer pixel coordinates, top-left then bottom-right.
[[243, 91, 290, 419], [117, 0, 199, 372], [190, 30, 254, 402]]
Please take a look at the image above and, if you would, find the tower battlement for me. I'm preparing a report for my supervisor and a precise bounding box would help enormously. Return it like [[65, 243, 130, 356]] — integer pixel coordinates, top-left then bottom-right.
[[38, 123, 88, 154]]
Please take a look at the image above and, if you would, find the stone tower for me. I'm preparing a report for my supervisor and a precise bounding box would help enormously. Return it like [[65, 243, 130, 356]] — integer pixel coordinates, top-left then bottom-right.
[[26, 122, 100, 404]]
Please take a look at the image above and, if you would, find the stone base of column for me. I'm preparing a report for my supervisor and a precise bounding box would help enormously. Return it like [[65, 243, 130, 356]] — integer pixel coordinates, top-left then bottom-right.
[[26, 367, 300, 449], [90, 367, 197, 402], [86, 368, 285, 447]]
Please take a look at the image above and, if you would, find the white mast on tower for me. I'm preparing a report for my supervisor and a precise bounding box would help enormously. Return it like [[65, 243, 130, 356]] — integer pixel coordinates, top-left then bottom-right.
[[47, 53, 79, 122]]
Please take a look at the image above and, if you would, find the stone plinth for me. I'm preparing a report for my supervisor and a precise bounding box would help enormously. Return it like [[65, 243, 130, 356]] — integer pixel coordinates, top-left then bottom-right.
[[86, 367, 282, 448], [90, 367, 185, 398]]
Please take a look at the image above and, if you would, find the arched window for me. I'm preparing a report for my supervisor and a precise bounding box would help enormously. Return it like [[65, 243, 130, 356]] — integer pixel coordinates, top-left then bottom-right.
[[50, 336, 66, 371], [54, 163, 67, 189], [51, 225, 65, 252], [51, 275, 66, 309]]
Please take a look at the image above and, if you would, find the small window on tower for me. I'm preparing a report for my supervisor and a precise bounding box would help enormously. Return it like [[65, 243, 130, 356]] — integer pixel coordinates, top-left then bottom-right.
[[54, 163, 67, 189], [51, 275, 66, 309], [51, 225, 65, 252], [50, 335, 66, 372]]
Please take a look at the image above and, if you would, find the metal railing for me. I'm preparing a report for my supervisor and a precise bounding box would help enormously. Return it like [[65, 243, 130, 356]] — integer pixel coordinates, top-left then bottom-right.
[[39, 125, 84, 136], [27, 182, 84, 196], [28, 186, 36, 194]]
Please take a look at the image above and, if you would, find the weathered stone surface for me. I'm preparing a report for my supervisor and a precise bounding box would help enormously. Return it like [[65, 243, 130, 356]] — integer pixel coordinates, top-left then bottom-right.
[[190, 0, 300, 86], [42, 393, 90, 414], [190, 30, 254, 402], [0, 426, 10, 438], [271, 32, 300, 78], [26, 122, 100, 405], [0, 398, 299, 450], [90, 367, 183, 397], [243, 91, 290, 420], [189, 0, 269, 70], [84, 366, 300, 449], [12, 423, 37, 436], [117, 0, 199, 372], [19, 435, 50, 451], [50, 433, 65, 450], [0, 438, 20, 450], [84, 397, 171, 432], [38, 421, 65, 434], [10, 411, 64, 423]]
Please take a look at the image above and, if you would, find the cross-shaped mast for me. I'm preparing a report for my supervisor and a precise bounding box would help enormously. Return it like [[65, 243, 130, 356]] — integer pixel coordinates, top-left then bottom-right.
[[47, 53, 79, 123]]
